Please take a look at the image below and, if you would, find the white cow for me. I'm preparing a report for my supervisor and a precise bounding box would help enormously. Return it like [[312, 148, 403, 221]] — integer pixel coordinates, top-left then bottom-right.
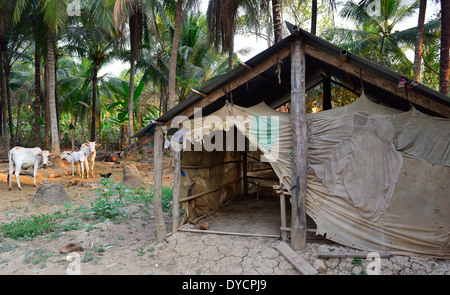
[[8, 147, 52, 190], [60, 151, 89, 179], [80, 141, 100, 178]]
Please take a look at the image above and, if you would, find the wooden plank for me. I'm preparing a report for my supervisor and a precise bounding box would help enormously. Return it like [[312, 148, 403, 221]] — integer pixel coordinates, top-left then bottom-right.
[[280, 227, 316, 233], [290, 36, 308, 251], [165, 47, 291, 128], [275, 241, 319, 275], [305, 44, 450, 118], [317, 251, 392, 259]]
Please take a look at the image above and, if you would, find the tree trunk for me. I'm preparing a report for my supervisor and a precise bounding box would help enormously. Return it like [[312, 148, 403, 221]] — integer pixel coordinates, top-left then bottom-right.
[[4, 63, 13, 145], [55, 51, 61, 141], [160, 84, 167, 114], [440, 0, 450, 95], [413, 0, 427, 82], [0, 42, 10, 152], [33, 36, 41, 147], [229, 36, 235, 70], [167, 0, 184, 110], [91, 64, 98, 141], [14, 98, 23, 145], [128, 18, 137, 145], [311, 0, 318, 35], [44, 59, 50, 150], [272, 0, 283, 43], [46, 27, 60, 155]]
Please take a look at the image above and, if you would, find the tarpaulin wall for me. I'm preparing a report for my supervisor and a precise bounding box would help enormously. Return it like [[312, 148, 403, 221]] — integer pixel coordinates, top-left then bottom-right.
[[174, 94, 450, 258]]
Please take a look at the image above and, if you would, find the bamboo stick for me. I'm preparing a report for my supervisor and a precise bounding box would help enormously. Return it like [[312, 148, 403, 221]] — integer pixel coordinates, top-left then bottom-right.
[[179, 228, 280, 239]]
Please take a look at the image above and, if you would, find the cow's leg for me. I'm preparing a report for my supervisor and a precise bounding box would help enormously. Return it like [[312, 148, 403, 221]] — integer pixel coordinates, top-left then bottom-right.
[[16, 164, 23, 190], [90, 161, 95, 178], [84, 161, 89, 179], [72, 161, 75, 178], [80, 161, 84, 179], [33, 163, 39, 187], [8, 160, 14, 191]]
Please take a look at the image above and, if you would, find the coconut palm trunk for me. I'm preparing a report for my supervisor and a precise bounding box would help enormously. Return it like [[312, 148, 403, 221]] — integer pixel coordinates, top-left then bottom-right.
[[440, 0, 450, 95], [91, 64, 99, 142], [311, 0, 318, 35], [33, 36, 41, 146], [128, 7, 142, 144], [46, 27, 60, 155], [272, 0, 283, 43], [0, 43, 10, 152], [413, 0, 426, 82], [168, 0, 184, 110]]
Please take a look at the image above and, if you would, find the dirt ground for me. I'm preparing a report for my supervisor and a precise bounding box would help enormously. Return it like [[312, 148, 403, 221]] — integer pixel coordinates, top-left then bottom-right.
[[0, 151, 449, 275]]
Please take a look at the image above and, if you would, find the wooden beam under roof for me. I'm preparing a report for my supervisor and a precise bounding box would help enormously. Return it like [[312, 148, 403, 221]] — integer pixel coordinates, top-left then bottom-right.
[[164, 47, 292, 128], [305, 44, 450, 118]]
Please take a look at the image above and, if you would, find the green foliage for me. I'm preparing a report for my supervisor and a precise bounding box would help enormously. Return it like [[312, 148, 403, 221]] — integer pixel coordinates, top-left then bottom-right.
[[0, 177, 175, 241], [90, 178, 130, 221], [0, 214, 58, 240], [351, 257, 362, 266]]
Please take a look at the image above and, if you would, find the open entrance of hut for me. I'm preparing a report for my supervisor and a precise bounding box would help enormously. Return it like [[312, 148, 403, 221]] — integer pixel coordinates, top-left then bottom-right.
[[176, 127, 277, 237], [176, 127, 322, 242]]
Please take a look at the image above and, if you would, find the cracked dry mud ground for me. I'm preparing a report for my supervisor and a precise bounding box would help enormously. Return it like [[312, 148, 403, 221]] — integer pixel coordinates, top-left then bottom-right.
[[145, 232, 299, 275]]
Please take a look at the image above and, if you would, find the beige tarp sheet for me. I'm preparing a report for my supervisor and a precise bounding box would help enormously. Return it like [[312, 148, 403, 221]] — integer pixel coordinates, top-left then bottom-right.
[[175, 94, 450, 258]]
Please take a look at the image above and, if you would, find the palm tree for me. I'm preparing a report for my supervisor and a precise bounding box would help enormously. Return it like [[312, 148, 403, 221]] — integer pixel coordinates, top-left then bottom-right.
[[167, 0, 185, 110], [13, 0, 71, 154], [9, 0, 46, 146], [63, 19, 118, 141], [113, 0, 145, 144], [326, 0, 439, 77], [137, 11, 232, 110], [58, 57, 125, 144], [206, 0, 260, 70], [440, 0, 450, 95]]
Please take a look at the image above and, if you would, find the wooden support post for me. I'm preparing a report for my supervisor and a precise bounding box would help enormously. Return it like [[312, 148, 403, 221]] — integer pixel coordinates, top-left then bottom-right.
[[153, 126, 167, 242], [172, 150, 181, 233], [290, 36, 308, 251], [323, 74, 332, 110], [243, 144, 248, 196], [279, 189, 288, 242]]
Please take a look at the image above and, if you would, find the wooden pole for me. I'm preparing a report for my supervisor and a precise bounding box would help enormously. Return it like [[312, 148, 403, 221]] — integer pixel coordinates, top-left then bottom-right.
[[153, 126, 167, 242], [290, 35, 308, 251], [243, 143, 248, 196], [279, 190, 288, 242], [172, 150, 181, 233]]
